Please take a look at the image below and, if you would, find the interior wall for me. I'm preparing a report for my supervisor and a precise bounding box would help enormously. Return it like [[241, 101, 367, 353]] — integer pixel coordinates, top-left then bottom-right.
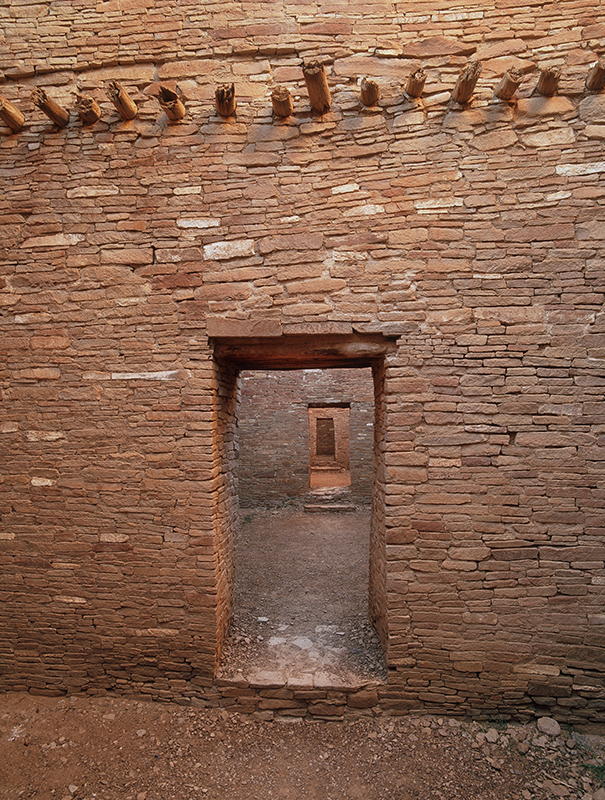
[[238, 368, 375, 506]]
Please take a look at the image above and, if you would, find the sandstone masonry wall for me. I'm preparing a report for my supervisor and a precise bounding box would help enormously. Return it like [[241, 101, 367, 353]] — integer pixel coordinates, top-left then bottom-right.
[[238, 368, 374, 506], [1, 0, 604, 721]]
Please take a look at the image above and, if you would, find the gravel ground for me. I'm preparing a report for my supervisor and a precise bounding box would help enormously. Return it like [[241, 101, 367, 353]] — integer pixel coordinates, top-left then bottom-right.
[[220, 508, 386, 685], [1, 691, 605, 800]]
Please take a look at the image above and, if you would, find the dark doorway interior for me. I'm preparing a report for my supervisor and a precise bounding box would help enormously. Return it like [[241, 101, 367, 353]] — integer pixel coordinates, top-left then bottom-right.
[[211, 333, 396, 686], [218, 366, 385, 686]]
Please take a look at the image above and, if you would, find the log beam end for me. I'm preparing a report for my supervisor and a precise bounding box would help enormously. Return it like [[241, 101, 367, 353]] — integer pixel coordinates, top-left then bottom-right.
[[158, 86, 186, 121], [0, 96, 25, 132], [360, 77, 380, 107], [451, 62, 483, 105], [31, 87, 69, 128], [216, 83, 237, 117]]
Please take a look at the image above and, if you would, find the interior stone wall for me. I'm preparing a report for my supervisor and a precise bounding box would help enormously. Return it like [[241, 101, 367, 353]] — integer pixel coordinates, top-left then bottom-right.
[[1, 0, 604, 720], [238, 368, 374, 506]]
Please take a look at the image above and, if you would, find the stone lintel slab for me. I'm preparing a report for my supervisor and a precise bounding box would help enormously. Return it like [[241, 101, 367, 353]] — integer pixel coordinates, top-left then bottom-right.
[[206, 317, 283, 338], [282, 321, 353, 335]]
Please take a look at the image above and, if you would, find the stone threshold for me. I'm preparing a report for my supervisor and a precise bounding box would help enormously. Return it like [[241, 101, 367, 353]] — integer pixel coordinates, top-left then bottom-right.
[[212, 671, 385, 720]]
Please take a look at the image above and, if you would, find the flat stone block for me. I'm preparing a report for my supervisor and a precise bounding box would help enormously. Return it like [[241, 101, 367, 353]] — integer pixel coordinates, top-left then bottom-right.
[[206, 317, 283, 338], [248, 671, 286, 689]]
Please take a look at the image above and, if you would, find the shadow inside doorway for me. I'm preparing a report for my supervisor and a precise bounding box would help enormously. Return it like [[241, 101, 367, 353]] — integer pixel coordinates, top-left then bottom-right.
[[218, 507, 387, 687]]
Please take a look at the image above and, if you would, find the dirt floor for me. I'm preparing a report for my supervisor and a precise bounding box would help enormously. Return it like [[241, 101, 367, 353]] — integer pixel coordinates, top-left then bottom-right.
[[1, 691, 605, 800], [218, 507, 386, 685]]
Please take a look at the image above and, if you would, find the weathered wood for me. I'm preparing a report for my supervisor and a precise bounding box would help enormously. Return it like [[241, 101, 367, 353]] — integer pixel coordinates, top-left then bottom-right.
[[360, 76, 380, 107], [31, 87, 69, 128], [105, 80, 138, 120], [405, 68, 426, 98], [451, 62, 482, 105], [271, 86, 293, 118], [158, 86, 186, 121], [302, 59, 331, 113], [215, 83, 236, 117], [0, 95, 25, 132], [586, 59, 605, 92], [494, 67, 522, 101], [75, 94, 101, 125], [536, 67, 560, 96]]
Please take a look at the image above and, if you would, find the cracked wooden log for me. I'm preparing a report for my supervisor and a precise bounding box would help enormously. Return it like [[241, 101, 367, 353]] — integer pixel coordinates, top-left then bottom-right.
[[31, 87, 69, 128], [271, 86, 293, 118], [360, 77, 380, 107], [451, 62, 482, 105], [158, 86, 186, 121], [105, 81, 138, 120], [405, 68, 426, 99], [215, 83, 236, 117], [586, 59, 605, 92], [75, 94, 101, 125], [536, 67, 560, 96], [0, 95, 25, 132], [494, 67, 522, 101], [302, 60, 331, 113]]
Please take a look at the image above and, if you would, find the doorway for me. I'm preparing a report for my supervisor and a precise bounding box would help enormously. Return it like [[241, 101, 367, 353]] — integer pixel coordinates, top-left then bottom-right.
[[210, 333, 394, 686]]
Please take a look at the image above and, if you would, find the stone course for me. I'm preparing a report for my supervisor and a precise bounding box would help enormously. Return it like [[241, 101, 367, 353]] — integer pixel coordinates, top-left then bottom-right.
[[0, 0, 604, 722]]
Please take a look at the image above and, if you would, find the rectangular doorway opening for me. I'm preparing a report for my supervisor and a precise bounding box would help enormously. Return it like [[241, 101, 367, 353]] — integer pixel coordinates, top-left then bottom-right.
[[308, 403, 351, 490], [216, 363, 387, 687]]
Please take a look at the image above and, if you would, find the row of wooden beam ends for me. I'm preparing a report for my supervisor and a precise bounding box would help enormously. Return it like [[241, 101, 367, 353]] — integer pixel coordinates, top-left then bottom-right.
[[2, 58, 605, 133]]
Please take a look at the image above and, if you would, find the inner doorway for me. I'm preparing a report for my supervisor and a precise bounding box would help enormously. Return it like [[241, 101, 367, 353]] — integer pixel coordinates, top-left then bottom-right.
[[211, 333, 394, 687]]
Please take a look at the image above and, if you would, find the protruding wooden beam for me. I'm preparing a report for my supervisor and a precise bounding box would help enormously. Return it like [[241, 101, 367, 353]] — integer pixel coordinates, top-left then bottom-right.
[[75, 94, 101, 125], [158, 86, 186, 121], [215, 83, 236, 117], [360, 76, 380, 107], [271, 86, 293, 118], [451, 62, 482, 105], [302, 60, 331, 113], [536, 67, 560, 96], [405, 68, 426, 99], [494, 67, 522, 101], [586, 59, 605, 92], [31, 87, 69, 128], [105, 81, 138, 120], [0, 95, 25, 132]]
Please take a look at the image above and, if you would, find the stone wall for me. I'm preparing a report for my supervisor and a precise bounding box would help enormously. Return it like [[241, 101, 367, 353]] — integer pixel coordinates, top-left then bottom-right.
[[238, 368, 374, 506], [1, 0, 604, 721]]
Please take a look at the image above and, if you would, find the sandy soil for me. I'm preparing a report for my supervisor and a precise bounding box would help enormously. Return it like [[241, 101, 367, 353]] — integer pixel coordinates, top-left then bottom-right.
[[1, 691, 605, 800]]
